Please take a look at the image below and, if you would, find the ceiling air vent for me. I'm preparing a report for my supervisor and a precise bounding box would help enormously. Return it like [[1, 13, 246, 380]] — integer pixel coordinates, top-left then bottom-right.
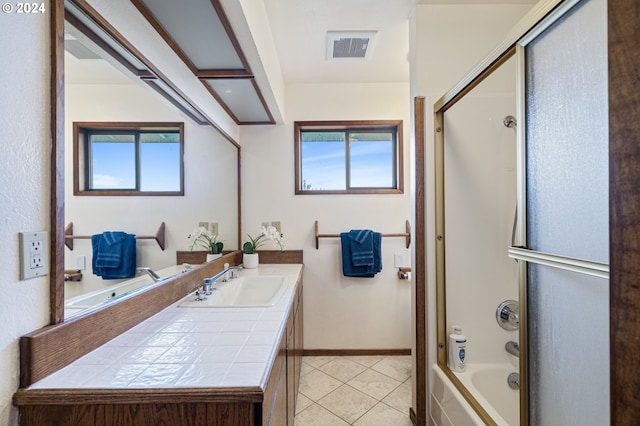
[[326, 31, 377, 60]]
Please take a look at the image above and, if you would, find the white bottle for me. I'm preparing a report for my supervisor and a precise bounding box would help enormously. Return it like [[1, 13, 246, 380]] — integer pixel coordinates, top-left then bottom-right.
[[448, 326, 467, 372]]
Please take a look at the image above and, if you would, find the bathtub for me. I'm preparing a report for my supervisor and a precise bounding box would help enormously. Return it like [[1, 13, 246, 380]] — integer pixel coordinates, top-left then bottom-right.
[[431, 363, 519, 426], [64, 265, 193, 318]]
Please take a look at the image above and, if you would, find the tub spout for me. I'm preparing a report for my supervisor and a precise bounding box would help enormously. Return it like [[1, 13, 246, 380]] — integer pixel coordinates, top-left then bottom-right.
[[505, 341, 519, 357]]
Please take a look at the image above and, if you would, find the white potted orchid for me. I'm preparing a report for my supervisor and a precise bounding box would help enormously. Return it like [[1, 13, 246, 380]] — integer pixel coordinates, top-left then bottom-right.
[[242, 225, 284, 268], [187, 226, 224, 262]]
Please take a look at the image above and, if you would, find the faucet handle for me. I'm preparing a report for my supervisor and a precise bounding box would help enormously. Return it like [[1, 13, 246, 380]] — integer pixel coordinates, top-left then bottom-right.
[[202, 280, 213, 295], [195, 288, 207, 301], [496, 300, 519, 331]]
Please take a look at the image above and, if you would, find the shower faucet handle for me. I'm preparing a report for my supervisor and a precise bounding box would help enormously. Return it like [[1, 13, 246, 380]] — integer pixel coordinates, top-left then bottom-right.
[[496, 300, 519, 331]]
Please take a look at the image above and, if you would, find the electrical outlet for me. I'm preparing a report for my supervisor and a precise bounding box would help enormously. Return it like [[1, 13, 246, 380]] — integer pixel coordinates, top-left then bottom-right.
[[19, 231, 49, 280], [261, 221, 270, 229], [198, 221, 209, 231], [210, 222, 219, 235]]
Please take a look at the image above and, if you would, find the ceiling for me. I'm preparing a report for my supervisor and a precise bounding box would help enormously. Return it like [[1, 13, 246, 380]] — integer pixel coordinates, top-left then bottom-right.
[[262, 0, 538, 84], [263, 0, 413, 84], [65, 0, 538, 127]]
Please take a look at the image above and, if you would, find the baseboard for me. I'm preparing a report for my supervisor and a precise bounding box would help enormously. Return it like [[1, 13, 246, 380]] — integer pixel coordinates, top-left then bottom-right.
[[302, 348, 411, 356]]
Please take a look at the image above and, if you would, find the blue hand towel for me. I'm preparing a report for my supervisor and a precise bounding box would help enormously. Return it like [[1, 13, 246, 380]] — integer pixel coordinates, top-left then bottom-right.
[[371, 232, 382, 274], [340, 230, 383, 278], [92, 232, 137, 279], [348, 230, 374, 266], [95, 231, 126, 268]]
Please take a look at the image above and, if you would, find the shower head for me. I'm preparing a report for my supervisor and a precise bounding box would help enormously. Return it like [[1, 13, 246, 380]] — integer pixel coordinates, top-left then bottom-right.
[[503, 115, 517, 128]]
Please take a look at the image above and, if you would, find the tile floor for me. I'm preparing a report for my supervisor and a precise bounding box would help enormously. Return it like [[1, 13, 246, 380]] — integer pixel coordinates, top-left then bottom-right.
[[294, 355, 413, 425]]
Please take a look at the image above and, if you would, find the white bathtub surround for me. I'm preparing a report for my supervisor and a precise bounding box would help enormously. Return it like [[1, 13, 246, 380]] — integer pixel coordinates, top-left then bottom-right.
[[430, 364, 518, 426], [30, 264, 302, 390]]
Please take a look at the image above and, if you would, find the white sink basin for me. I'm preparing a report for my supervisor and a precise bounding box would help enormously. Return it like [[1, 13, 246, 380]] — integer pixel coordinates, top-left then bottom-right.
[[178, 275, 287, 308]]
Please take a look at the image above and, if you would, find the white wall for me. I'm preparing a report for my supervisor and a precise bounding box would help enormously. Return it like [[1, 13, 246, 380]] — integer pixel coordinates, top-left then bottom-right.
[[409, 1, 535, 418], [240, 82, 412, 349], [0, 6, 51, 425], [64, 80, 238, 299]]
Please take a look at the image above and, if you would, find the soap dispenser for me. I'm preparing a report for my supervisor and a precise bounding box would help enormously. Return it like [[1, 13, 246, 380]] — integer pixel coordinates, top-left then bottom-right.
[[448, 325, 467, 373]]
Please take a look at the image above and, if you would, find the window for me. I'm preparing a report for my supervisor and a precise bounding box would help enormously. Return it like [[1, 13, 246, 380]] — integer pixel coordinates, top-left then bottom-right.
[[74, 122, 184, 195], [294, 121, 403, 194]]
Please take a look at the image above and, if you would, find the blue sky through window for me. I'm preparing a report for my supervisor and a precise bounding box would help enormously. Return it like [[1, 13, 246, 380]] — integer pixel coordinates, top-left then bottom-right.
[[350, 140, 394, 188], [300, 130, 395, 190], [141, 142, 180, 191], [89, 131, 180, 192], [301, 140, 346, 190], [91, 141, 135, 189]]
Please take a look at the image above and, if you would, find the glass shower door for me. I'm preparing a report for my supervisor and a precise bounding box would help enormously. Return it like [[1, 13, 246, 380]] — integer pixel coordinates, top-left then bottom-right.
[[510, 0, 610, 424]]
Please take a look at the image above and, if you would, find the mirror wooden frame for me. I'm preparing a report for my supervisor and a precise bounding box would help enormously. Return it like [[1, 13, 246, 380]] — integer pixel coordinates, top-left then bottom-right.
[[50, 0, 65, 325]]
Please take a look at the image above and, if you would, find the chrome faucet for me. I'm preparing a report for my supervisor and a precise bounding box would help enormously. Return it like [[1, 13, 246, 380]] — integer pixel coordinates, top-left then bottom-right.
[[201, 263, 243, 295], [505, 341, 520, 357], [136, 267, 162, 282]]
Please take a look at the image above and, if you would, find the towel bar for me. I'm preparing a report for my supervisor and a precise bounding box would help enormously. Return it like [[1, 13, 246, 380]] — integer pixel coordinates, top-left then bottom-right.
[[64, 222, 166, 251], [314, 220, 411, 249]]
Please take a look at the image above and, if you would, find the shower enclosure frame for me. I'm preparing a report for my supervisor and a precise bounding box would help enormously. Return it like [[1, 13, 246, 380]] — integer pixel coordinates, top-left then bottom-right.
[[432, 0, 606, 424], [433, 46, 525, 426]]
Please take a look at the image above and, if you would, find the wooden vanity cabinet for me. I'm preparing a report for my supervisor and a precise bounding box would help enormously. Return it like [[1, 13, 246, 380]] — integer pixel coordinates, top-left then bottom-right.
[[14, 277, 304, 426], [265, 281, 303, 426]]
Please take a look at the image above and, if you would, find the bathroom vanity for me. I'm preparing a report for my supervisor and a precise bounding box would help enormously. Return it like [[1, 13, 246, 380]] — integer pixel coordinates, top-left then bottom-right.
[[13, 261, 303, 426]]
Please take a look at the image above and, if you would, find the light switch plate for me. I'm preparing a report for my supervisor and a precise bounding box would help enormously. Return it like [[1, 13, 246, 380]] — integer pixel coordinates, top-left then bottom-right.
[[210, 222, 219, 235], [19, 231, 49, 280], [76, 255, 86, 270], [394, 253, 404, 268]]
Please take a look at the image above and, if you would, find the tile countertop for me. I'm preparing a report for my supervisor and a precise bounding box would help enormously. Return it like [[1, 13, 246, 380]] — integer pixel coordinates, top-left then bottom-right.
[[29, 264, 303, 391]]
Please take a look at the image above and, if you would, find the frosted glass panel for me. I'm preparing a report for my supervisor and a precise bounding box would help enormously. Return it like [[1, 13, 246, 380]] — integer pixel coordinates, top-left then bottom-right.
[[528, 264, 609, 426], [525, 0, 608, 263]]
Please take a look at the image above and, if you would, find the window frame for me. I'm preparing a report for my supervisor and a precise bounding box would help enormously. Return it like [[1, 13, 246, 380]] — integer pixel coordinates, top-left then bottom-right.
[[73, 122, 185, 196], [294, 120, 404, 195]]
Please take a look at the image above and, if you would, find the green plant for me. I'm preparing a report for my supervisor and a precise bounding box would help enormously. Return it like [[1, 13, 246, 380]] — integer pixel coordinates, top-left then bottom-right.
[[188, 227, 223, 254], [243, 225, 284, 253]]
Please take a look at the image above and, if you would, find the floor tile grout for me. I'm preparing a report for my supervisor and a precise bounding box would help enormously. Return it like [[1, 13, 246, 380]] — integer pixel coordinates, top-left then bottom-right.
[[295, 355, 412, 425]]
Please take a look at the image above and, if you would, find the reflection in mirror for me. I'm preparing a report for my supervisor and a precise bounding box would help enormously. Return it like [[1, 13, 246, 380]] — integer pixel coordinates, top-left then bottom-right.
[[74, 122, 184, 194], [439, 55, 520, 424], [62, 16, 239, 319]]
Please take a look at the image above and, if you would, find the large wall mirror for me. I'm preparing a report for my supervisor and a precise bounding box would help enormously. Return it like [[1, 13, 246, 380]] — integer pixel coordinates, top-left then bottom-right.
[[54, 0, 240, 321]]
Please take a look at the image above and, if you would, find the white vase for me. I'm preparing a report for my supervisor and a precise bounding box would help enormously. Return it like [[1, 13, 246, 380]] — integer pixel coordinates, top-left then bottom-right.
[[243, 253, 259, 269], [206, 253, 222, 262]]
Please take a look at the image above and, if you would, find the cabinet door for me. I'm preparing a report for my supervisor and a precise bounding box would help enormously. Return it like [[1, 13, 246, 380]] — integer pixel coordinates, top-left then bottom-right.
[[286, 308, 295, 425], [264, 331, 287, 426], [294, 286, 303, 397]]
